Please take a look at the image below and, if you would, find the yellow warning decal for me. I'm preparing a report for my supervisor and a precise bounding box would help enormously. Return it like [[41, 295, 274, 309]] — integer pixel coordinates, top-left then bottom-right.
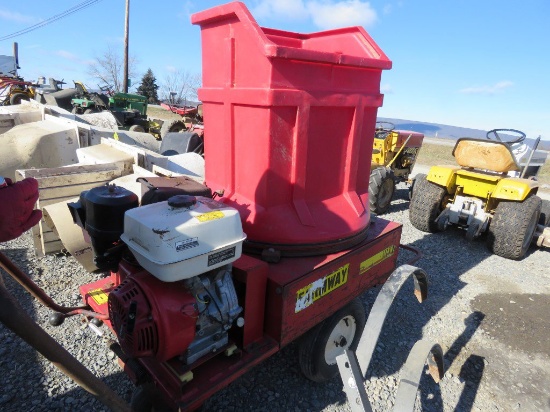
[[360, 245, 396, 275], [113, 132, 119, 141], [89, 288, 109, 305], [195, 211, 225, 222], [295, 264, 349, 313]]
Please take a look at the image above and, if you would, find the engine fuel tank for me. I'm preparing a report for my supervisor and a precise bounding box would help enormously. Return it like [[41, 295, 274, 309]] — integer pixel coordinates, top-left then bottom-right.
[[121, 196, 246, 282]]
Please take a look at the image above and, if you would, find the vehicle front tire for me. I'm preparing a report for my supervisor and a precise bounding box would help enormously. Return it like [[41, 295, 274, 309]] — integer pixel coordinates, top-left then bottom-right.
[[369, 166, 395, 214], [129, 124, 146, 132], [539, 199, 550, 226], [487, 194, 541, 260], [160, 119, 187, 138], [409, 173, 447, 232], [9, 92, 29, 105]]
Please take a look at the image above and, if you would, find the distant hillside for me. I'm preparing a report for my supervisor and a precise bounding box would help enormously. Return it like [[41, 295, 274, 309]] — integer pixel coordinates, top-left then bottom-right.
[[377, 117, 550, 151]]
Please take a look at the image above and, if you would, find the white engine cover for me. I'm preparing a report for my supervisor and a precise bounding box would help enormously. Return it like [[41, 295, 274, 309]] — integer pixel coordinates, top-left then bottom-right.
[[121, 196, 246, 281]]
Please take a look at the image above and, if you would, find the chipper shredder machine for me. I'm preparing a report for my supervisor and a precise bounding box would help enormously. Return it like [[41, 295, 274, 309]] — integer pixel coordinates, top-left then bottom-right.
[[0, 3, 443, 411]]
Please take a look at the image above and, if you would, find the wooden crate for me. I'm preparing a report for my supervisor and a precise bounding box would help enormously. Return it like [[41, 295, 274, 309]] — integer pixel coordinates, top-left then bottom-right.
[[17, 163, 130, 256]]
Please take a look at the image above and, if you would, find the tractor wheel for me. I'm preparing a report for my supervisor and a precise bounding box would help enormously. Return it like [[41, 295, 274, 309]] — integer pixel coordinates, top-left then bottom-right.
[[9, 92, 29, 105], [129, 124, 146, 132], [369, 167, 395, 214], [487, 194, 541, 260], [84, 109, 94, 114], [298, 298, 366, 383], [409, 173, 447, 233], [160, 119, 187, 138], [408, 176, 417, 200], [539, 199, 550, 226]]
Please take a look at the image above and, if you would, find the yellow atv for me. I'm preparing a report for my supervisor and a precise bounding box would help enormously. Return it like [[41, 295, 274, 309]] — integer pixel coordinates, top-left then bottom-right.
[[409, 129, 548, 260], [369, 122, 424, 214]]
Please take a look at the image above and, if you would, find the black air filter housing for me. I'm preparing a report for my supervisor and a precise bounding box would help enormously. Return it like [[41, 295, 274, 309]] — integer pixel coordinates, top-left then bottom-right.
[[68, 184, 138, 270]]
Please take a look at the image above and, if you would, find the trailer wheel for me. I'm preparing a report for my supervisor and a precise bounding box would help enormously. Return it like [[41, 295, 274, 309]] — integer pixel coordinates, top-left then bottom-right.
[[487, 194, 541, 260], [298, 298, 366, 383], [9, 92, 29, 105], [131, 383, 173, 412], [539, 199, 550, 226], [369, 167, 395, 214], [160, 119, 187, 138], [409, 173, 447, 232]]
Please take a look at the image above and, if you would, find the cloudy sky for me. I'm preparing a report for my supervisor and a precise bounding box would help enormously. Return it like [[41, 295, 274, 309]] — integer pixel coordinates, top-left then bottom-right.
[[0, 0, 548, 139]]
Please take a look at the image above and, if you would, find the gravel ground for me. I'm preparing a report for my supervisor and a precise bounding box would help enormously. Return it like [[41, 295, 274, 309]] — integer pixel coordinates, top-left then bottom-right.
[[1, 182, 549, 412]]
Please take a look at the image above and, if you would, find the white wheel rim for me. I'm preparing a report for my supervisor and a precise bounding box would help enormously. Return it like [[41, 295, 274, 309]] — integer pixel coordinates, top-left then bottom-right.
[[324, 315, 357, 365]]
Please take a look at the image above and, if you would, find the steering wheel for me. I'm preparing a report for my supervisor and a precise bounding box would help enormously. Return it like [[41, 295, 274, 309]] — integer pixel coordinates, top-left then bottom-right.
[[486, 128, 525, 144], [375, 121, 395, 139], [375, 121, 395, 132]]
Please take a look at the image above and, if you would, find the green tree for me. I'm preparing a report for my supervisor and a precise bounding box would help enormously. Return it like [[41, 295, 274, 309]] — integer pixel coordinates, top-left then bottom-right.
[[137, 68, 159, 104]]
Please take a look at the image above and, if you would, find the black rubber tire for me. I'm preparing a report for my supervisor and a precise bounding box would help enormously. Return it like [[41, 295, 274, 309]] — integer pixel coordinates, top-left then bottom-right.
[[539, 199, 550, 226], [160, 119, 187, 138], [159, 132, 203, 156], [129, 124, 146, 132], [487, 194, 541, 260], [131, 383, 173, 412], [409, 173, 447, 232], [71, 106, 79, 114], [84, 108, 94, 114], [298, 298, 366, 383], [369, 166, 395, 214], [408, 177, 416, 200], [9, 92, 29, 105]]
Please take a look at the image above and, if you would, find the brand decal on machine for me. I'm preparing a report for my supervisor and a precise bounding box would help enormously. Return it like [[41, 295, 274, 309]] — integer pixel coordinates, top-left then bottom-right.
[[359, 245, 396, 274], [176, 237, 199, 251], [208, 247, 236, 266], [295, 264, 349, 313], [88, 288, 109, 305], [196, 211, 225, 222]]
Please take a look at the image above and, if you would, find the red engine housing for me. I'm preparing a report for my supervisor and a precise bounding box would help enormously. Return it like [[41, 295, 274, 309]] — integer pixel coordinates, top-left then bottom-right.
[[108, 267, 198, 362]]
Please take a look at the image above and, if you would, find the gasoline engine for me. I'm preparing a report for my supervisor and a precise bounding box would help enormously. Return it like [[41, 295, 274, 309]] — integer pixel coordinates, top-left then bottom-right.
[[69, 183, 246, 364]]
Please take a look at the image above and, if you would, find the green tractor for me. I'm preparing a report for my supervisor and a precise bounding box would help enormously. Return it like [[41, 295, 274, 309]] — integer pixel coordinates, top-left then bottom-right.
[[70, 81, 110, 114], [108, 92, 188, 138], [409, 129, 549, 260], [71, 82, 187, 139]]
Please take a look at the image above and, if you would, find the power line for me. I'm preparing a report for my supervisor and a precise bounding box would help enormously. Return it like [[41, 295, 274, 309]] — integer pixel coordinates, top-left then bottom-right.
[[0, 0, 104, 42]]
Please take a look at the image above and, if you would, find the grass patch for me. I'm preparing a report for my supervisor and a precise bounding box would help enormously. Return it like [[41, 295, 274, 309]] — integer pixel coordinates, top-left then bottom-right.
[[416, 142, 456, 166], [147, 105, 182, 121], [539, 159, 550, 186]]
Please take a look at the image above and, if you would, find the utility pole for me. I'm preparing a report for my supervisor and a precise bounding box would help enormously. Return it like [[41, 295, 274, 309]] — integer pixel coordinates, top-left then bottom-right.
[[123, 0, 129, 93]]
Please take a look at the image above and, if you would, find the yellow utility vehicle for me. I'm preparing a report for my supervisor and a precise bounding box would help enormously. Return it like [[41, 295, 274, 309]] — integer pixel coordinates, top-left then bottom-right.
[[409, 129, 549, 260], [369, 122, 424, 213]]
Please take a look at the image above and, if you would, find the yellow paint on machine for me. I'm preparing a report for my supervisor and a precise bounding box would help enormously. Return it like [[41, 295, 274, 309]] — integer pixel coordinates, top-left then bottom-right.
[[89, 288, 109, 305], [195, 211, 225, 222], [295, 264, 349, 313], [360, 245, 396, 274]]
